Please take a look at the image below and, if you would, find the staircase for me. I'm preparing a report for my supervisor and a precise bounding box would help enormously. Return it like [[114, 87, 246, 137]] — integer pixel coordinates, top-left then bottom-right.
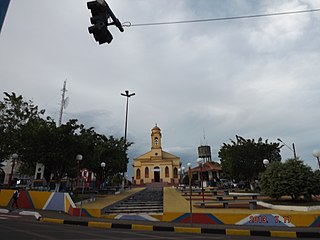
[[103, 187, 163, 214]]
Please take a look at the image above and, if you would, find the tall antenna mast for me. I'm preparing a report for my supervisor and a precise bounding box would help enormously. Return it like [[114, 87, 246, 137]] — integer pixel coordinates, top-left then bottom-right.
[[58, 80, 68, 126], [203, 128, 207, 145]]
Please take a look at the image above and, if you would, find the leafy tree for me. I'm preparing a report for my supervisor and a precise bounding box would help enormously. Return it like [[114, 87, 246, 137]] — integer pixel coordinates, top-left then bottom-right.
[[75, 127, 130, 187], [259, 158, 320, 200], [259, 161, 288, 200], [282, 159, 316, 200], [0, 92, 131, 190], [16, 116, 55, 176], [17, 118, 81, 191], [218, 135, 281, 182], [0, 92, 45, 160]]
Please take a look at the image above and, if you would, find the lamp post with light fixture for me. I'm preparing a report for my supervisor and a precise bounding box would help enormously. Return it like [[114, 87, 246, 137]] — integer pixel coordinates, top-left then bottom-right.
[[121, 90, 135, 190], [263, 159, 269, 168], [187, 162, 193, 225], [76, 154, 83, 188], [101, 162, 106, 189]]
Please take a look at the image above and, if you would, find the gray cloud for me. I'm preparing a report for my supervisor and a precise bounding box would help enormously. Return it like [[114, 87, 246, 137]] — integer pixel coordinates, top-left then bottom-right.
[[1, 0, 320, 177]]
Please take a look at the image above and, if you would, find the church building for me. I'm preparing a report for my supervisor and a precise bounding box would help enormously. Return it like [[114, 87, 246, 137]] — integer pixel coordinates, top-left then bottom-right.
[[133, 124, 180, 185]]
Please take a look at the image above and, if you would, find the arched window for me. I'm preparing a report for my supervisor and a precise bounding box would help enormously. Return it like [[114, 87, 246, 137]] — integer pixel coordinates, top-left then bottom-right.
[[173, 167, 178, 178], [154, 137, 158, 145], [136, 168, 141, 179], [145, 167, 149, 178], [165, 166, 169, 178]]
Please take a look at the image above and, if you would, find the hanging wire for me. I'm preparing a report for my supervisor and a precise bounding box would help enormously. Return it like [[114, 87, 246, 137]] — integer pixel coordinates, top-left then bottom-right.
[[122, 8, 320, 28]]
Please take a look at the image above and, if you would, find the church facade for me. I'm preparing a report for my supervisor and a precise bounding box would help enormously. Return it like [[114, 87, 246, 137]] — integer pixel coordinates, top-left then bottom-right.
[[133, 124, 180, 185]]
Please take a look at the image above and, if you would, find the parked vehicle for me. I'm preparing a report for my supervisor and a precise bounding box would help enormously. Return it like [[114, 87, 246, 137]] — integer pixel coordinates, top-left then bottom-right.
[[236, 180, 250, 189], [220, 179, 235, 189]]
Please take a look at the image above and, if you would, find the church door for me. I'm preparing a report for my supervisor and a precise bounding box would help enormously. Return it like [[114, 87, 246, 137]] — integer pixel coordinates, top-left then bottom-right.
[[154, 167, 160, 182]]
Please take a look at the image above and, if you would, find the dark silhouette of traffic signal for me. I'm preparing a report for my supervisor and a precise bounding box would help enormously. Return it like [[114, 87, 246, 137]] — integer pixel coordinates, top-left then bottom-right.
[[87, 0, 124, 44]]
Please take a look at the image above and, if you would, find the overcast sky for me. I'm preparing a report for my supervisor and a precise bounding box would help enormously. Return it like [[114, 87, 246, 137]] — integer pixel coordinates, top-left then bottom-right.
[[1, 0, 320, 177]]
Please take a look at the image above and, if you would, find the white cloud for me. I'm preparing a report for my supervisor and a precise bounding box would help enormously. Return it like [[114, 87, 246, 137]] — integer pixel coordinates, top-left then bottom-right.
[[248, 0, 312, 52], [1, 0, 320, 175]]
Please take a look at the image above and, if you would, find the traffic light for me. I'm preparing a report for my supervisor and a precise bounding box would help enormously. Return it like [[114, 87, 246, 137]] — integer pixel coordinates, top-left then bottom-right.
[[87, 0, 124, 45]]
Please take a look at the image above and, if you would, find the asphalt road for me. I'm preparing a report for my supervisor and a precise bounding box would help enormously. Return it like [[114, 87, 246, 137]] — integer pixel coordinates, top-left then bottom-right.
[[0, 212, 302, 240]]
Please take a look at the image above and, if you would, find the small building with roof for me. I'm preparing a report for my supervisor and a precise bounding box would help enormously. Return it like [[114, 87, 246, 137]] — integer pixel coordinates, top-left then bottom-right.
[[191, 161, 222, 187], [191, 145, 222, 187]]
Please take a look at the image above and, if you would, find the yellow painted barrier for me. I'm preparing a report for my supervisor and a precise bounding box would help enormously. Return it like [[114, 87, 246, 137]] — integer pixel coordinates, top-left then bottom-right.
[[271, 230, 297, 238], [132, 224, 153, 231], [174, 226, 201, 234], [88, 222, 112, 229], [84, 208, 101, 218], [0, 190, 14, 206], [41, 218, 64, 224], [28, 191, 51, 209]]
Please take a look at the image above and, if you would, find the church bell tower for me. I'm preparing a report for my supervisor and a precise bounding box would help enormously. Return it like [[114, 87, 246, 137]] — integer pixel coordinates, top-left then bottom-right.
[[151, 124, 162, 158]]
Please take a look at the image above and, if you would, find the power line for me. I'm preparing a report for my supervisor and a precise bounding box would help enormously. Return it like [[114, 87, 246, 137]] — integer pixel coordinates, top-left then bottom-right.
[[122, 8, 320, 27]]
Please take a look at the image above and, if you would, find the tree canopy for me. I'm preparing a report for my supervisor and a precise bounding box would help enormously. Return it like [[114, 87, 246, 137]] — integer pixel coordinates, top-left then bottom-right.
[[0, 92, 45, 159], [218, 135, 281, 181], [0, 92, 130, 190], [259, 158, 320, 200]]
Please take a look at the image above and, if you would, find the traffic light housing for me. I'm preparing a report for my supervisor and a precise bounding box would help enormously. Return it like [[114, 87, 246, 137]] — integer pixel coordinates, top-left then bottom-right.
[[88, 21, 113, 44], [87, 0, 124, 45]]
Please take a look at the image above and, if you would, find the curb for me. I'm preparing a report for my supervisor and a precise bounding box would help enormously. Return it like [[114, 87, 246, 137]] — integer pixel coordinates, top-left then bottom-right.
[[40, 217, 320, 238], [257, 201, 320, 212], [0, 209, 10, 214], [19, 210, 42, 220]]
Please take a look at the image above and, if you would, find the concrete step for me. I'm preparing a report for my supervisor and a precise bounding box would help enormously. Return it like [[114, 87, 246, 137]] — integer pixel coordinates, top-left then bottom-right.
[[110, 206, 162, 210], [122, 200, 162, 203], [103, 187, 164, 214], [118, 205, 163, 208], [105, 209, 163, 214], [119, 202, 162, 206]]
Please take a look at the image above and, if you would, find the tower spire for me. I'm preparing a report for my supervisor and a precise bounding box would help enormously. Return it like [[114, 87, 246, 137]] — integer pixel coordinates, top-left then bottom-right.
[[58, 79, 67, 126]]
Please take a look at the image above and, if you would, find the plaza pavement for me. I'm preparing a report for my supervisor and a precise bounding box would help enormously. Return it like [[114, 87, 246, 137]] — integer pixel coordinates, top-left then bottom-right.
[[80, 186, 320, 216], [10, 187, 320, 238]]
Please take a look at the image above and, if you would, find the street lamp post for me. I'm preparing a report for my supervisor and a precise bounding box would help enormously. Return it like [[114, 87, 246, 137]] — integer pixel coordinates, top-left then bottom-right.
[[312, 150, 320, 169], [75, 154, 83, 217], [277, 138, 297, 160], [8, 153, 18, 188], [263, 159, 269, 168], [100, 162, 106, 189], [76, 154, 83, 189], [187, 162, 193, 226], [196, 158, 205, 203], [121, 90, 135, 190]]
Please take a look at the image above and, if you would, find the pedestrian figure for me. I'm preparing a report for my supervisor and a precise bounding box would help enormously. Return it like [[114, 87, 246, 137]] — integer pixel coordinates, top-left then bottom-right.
[[11, 189, 20, 208]]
